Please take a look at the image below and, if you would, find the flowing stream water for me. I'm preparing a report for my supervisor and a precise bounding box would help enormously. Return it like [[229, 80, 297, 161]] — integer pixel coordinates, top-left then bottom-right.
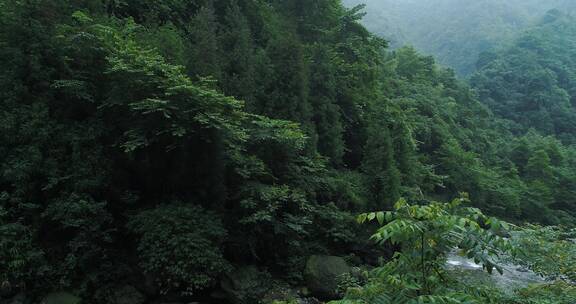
[[445, 253, 545, 293]]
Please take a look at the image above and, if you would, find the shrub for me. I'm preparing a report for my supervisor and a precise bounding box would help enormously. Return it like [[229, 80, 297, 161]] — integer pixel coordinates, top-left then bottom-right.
[[0, 220, 46, 284], [42, 193, 113, 289], [512, 225, 576, 282], [0, 196, 46, 287], [333, 195, 514, 304], [128, 204, 229, 295]]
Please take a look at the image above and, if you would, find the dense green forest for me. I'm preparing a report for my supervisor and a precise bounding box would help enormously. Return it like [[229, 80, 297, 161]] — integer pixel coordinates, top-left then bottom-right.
[[473, 9, 576, 142], [0, 0, 574, 304], [342, 0, 576, 76]]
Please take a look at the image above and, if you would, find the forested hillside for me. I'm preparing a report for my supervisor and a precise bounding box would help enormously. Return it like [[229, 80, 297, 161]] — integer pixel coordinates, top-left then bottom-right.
[[0, 1, 574, 304], [472, 10, 576, 142], [342, 0, 576, 75]]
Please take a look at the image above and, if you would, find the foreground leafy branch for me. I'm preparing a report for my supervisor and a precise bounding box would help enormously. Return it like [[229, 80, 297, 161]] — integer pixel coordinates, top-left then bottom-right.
[[333, 195, 514, 303]]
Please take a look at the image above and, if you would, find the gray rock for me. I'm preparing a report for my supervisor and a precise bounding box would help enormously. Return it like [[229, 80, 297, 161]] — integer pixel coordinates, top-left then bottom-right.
[[304, 255, 351, 300]]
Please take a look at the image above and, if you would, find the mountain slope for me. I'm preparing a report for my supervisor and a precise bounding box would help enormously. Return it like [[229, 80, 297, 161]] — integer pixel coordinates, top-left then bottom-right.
[[472, 10, 576, 142], [343, 0, 574, 75]]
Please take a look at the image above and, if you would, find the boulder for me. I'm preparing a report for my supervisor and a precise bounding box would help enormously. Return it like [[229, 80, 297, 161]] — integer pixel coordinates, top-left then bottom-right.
[[304, 255, 350, 300], [41, 292, 81, 304]]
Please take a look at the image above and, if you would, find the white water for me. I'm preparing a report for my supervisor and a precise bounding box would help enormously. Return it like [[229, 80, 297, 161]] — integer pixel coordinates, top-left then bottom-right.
[[446, 253, 545, 292]]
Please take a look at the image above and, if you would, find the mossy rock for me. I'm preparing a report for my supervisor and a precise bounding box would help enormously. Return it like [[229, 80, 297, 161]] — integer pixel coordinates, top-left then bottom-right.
[[41, 292, 81, 304], [304, 255, 350, 300]]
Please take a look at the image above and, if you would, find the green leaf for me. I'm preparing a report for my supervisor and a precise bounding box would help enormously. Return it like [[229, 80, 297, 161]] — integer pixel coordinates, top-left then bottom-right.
[[357, 213, 367, 224], [377, 211, 385, 225], [367, 212, 376, 221]]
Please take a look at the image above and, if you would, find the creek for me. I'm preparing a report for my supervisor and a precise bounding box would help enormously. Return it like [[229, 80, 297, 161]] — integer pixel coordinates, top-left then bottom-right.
[[445, 252, 545, 293]]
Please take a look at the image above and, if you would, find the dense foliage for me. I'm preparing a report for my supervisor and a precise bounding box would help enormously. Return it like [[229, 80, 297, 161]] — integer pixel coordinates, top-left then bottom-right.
[[0, 0, 574, 303], [331, 198, 576, 304], [341, 196, 512, 303], [512, 225, 576, 282], [472, 10, 576, 142]]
